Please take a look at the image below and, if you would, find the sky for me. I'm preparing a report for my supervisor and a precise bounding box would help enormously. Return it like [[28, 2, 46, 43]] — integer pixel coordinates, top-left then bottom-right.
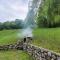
[[0, 0, 28, 22]]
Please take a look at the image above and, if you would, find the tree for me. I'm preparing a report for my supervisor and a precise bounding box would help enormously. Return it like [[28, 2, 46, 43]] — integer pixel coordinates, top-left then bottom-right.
[[0, 19, 24, 30], [37, 0, 60, 28], [15, 19, 24, 29], [0, 22, 3, 30], [3, 21, 11, 29]]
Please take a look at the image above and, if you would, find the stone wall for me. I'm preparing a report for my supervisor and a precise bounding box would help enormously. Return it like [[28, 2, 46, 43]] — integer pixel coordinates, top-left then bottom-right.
[[0, 39, 60, 60], [23, 43, 60, 60], [0, 41, 23, 50]]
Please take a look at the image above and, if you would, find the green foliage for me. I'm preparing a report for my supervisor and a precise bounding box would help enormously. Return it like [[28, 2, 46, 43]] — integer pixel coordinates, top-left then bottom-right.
[[0, 22, 3, 30], [32, 28, 60, 53], [0, 19, 24, 30], [37, 0, 60, 28], [15, 19, 24, 29]]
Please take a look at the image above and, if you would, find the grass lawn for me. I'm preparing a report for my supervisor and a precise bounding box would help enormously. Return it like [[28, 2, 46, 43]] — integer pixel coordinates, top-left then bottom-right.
[[0, 30, 19, 45], [0, 50, 34, 60], [0, 30, 34, 60], [32, 28, 60, 53]]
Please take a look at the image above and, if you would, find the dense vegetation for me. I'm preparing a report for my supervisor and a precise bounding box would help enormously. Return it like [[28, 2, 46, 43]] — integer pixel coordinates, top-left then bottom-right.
[[0, 19, 24, 30], [0, 50, 34, 60], [37, 0, 60, 28], [0, 30, 18, 45], [32, 28, 60, 53]]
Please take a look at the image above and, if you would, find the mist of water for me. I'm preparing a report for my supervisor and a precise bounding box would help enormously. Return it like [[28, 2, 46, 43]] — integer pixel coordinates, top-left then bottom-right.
[[19, 0, 41, 38], [22, 27, 33, 37]]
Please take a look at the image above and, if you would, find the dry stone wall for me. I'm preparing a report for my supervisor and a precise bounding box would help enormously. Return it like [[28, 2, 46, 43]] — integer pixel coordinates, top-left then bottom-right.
[[0, 39, 60, 60], [23, 43, 60, 60], [0, 41, 23, 50]]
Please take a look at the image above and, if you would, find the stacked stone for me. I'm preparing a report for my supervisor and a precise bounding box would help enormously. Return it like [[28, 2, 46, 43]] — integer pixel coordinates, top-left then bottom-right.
[[0, 44, 15, 50], [23, 43, 60, 60], [0, 39, 60, 60], [0, 41, 24, 50]]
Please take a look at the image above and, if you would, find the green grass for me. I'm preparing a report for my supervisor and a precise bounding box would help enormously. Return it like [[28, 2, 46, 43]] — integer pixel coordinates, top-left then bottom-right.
[[0, 50, 34, 60], [0, 30, 19, 45], [32, 28, 60, 53], [0, 30, 34, 60]]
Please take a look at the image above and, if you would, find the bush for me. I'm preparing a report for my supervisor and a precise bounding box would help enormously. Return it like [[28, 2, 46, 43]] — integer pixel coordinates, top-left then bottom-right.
[[0, 19, 24, 30]]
